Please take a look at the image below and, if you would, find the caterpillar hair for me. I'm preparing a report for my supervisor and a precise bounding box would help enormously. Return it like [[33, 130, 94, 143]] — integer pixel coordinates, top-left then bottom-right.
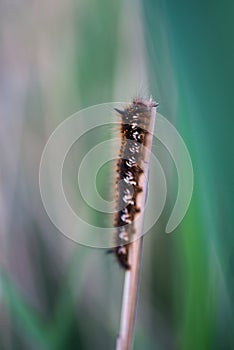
[[110, 97, 158, 269]]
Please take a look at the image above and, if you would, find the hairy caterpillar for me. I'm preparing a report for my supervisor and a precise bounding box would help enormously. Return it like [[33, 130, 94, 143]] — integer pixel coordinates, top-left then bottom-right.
[[110, 97, 158, 269]]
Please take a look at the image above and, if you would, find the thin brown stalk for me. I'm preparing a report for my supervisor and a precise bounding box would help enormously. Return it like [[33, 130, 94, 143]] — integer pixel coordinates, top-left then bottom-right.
[[116, 104, 156, 350]]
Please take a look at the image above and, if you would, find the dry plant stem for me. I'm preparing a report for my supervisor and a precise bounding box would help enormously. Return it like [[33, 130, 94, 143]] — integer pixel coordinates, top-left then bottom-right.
[[116, 237, 143, 350], [116, 106, 156, 350]]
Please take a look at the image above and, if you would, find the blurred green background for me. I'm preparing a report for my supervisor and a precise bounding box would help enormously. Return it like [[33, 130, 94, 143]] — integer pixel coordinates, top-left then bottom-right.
[[0, 0, 234, 349]]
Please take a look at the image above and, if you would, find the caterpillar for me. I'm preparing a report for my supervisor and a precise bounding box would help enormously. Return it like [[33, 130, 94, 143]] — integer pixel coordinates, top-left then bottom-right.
[[110, 97, 158, 269]]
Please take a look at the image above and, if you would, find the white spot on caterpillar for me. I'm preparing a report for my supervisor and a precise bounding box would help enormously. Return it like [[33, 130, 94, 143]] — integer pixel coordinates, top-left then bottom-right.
[[119, 228, 129, 242]]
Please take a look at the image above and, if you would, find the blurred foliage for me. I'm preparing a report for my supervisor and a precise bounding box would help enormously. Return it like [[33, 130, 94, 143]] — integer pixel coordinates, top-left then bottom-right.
[[143, 1, 234, 349]]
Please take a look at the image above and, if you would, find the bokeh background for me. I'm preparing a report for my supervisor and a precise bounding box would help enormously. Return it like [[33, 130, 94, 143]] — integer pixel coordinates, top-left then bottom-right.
[[1, 0, 234, 349]]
